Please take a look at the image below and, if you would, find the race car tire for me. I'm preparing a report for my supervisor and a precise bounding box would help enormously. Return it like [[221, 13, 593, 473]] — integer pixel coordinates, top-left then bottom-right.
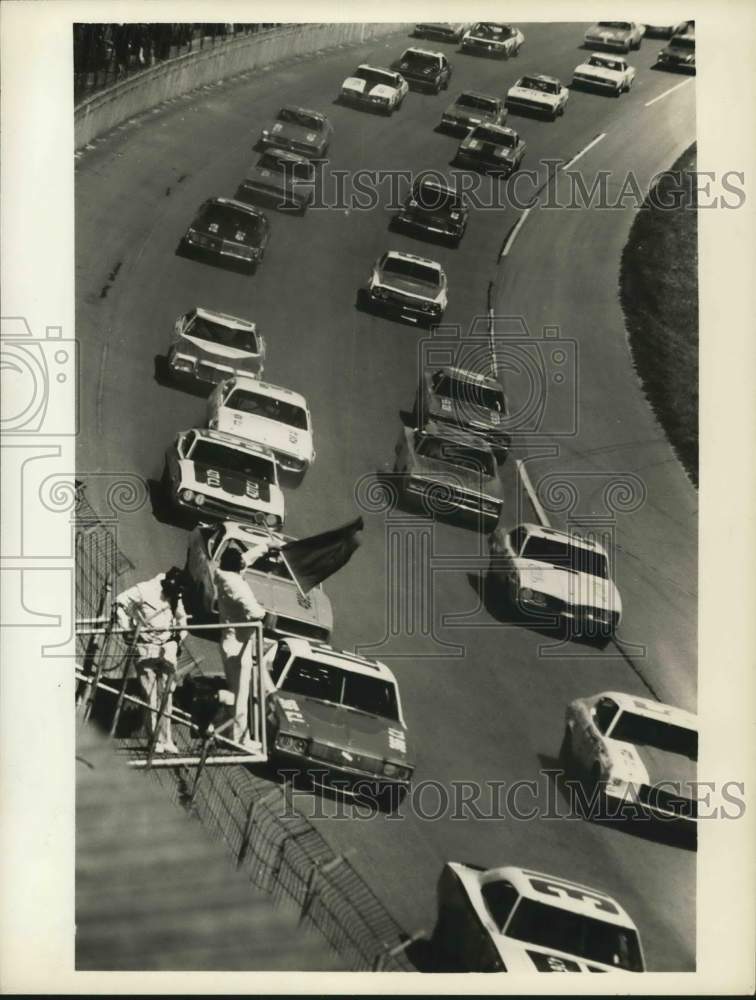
[[614, 86, 622, 97], [433, 80, 442, 95]]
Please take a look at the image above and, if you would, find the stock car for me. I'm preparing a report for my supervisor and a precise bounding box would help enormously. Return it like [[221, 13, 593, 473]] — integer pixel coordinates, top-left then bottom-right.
[[235, 148, 316, 214], [433, 863, 645, 972], [207, 375, 315, 479], [361, 250, 448, 324], [412, 23, 469, 44], [454, 123, 526, 175], [340, 64, 408, 114], [393, 47, 452, 93], [392, 175, 469, 246], [572, 54, 636, 95], [414, 366, 511, 460], [180, 197, 270, 271], [262, 638, 414, 804], [166, 307, 266, 386], [655, 33, 696, 73], [461, 22, 524, 59], [505, 74, 569, 120], [394, 421, 504, 530], [162, 427, 285, 528], [257, 104, 332, 158], [643, 21, 689, 38], [184, 520, 333, 641], [583, 21, 644, 53], [439, 90, 507, 133], [488, 523, 622, 643], [561, 692, 698, 827]]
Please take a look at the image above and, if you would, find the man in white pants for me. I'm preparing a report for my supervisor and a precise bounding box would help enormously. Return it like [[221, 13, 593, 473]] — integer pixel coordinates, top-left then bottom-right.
[[115, 567, 188, 753], [214, 539, 277, 747]]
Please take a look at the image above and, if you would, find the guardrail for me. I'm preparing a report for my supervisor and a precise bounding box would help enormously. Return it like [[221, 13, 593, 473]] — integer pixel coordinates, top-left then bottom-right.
[[74, 485, 419, 970], [74, 22, 408, 150]]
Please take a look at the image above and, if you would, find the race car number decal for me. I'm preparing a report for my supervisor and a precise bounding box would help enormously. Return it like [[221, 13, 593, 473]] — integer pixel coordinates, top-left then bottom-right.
[[387, 727, 406, 754], [272, 123, 283, 133], [208, 222, 219, 233], [528, 876, 619, 916], [246, 481, 260, 499], [278, 697, 306, 726], [235, 229, 247, 242], [206, 468, 221, 487]]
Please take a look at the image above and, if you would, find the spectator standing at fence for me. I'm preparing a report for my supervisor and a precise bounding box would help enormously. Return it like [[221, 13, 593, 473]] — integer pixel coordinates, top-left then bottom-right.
[[214, 540, 277, 748], [115, 567, 188, 753]]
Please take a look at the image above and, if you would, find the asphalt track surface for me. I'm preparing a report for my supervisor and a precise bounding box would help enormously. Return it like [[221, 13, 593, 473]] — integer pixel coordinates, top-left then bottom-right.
[[76, 24, 697, 970]]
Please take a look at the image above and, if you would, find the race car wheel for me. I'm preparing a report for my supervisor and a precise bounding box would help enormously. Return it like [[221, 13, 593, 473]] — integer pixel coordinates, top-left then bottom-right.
[[614, 86, 622, 97]]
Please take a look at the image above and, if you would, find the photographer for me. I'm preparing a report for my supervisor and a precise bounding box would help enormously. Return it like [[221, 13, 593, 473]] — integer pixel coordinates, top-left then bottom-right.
[[114, 567, 188, 753]]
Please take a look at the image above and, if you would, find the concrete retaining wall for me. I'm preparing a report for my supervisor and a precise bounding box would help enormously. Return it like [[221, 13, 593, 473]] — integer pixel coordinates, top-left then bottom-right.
[[75, 23, 407, 149]]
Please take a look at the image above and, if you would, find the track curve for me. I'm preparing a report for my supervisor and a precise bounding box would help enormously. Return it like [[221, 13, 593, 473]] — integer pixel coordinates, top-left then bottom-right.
[[76, 23, 696, 970]]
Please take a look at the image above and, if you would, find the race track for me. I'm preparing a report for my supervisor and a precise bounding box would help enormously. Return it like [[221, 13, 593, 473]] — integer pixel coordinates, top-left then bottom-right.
[[76, 23, 697, 970]]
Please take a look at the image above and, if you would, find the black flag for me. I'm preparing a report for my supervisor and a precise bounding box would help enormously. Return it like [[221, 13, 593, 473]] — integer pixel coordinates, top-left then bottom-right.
[[281, 516, 364, 593]]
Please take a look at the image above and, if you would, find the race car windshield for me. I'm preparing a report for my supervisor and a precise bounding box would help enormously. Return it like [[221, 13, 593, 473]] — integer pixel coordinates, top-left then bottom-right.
[[519, 77, 559, 93], [277, 107, 323, 131], [473, 126, 515, 146], [610, 712, 698, 759], [195, 204, 267, 242], [520, 536, 609, 580], [382, 257, 442, 287], [354, 68, 397, 88], [400, 51, 438, 70], [589, 56, 620, 69], [432, 373, 506, 412], [281, 658, 400, 720], [456, 93, 498, 112], [473, 23, 511, 38], [412, 182, 461, 212], [189, 440, 275, 481], [224, 388, 309, 430], [256, 153, 314, 181], [223, 539, 291, 580], [417, 436, 496, 477], [506, 898, 644, 971], [186, 314, 259, 353], [598, 21, 631, 29]]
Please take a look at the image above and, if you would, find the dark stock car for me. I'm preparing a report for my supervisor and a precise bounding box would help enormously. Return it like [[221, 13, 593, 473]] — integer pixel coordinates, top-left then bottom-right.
[[263, 638, 414, 805], [439, 90, 507, 133], [258, 104, 332, 158], [454, 123, 526, 175], [180, 197, 270, 271], [393, 176, 468, 246], [413, 23, 469, 44], [166, 307, 266, 386], [236, 148, 316, 214], [655, 33, 696, 73], [393, 47, 452, 93], [415, 366, 511, 459]]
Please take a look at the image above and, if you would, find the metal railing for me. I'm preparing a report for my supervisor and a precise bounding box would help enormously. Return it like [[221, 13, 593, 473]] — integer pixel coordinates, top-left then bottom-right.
[[74, 23, 286, 103]]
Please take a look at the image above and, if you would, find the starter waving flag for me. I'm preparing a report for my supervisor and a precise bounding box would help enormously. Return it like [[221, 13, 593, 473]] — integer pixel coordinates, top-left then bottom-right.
[[281, 516, 364, 593]]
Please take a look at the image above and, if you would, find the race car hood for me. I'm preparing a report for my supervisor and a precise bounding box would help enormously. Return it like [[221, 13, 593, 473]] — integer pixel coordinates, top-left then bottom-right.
[[342, 77, 398, 98], [375, 273, 442, 301], [663, 43, 695, 61], [173, 332, 262, 370], [428, 394, 505, 432], [409, 454, 502, 501], [467, 31, 508, 46], [574, 61, 623, 82], [508, 84, 559, 105], [269, 692, 411, 764], [190, 212, 267, 246], [242, 166, 297, 197], [397, 60, 436, 79], [444, 102, 493, 126], [607, 738, 697, 788], [462, 137, 516, 160], [587, 24, 631, 41], [498, 938, 619, 973], [513, 559, 621, 614], [264, 120, 324, 148], [214, 408, 314, 463], [402, 200, 464, 228], [178, 458, 281, 514], [244, 570, 332, 630]]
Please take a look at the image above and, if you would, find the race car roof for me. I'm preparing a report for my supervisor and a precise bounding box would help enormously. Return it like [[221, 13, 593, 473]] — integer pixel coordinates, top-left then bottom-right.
[[455, 89, 501, 103], [188, 426, 277, 460], [596, 691, 698, 730], [209, 196, 270, 219], [465, 864, 637, 928], [521, 73, 562, 85], [278, 104, 327, 122], [470, 122, 518, 139], [384, 249, 444, 269], [517, 522, 609, 556], [283, 637, 399, 683], [222, 374, 308, 409], [192, 307, 257, 332]]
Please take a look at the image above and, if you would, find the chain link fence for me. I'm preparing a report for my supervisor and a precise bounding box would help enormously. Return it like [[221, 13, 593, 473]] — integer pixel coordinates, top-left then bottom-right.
[[74, 479, 418, 971]]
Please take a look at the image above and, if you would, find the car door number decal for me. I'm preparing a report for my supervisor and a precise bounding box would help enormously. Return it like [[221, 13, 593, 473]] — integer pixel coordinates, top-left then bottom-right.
[[278, 697, 306, 725], [528, 877, 619, 915]]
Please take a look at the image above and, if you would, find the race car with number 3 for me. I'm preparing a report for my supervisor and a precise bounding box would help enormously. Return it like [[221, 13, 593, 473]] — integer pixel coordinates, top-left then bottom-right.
[[433, 862, 645, 971]]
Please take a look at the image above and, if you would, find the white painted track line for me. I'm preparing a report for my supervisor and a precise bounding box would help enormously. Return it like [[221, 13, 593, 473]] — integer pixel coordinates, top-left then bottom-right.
[[515, 459, 551, 527], [645, 77, 694, 107], [499, 207, 531, 259], [563, 131, 607, 170]]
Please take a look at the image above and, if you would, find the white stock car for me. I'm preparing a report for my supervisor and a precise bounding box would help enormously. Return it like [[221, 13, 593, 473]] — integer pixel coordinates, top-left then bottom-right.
[[162, 427, 285, 528], [562, 691, 698, 826], [572, 54, 636, 96], [505, 74, 569, 120], [166, 306, 265, 386], [433, 862, 645, 971], [207, 375, 315, 478], [488, 523, 622, 643], [339, 64, 408, 114], [362, 250, 448, 324]]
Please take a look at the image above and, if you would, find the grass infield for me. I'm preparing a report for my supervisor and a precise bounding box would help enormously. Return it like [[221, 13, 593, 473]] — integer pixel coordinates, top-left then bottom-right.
[[620, 143, 699, 486]]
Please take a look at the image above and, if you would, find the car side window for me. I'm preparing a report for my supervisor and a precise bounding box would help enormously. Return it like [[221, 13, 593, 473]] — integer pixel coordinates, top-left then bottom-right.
[[269, 642, 291, 686], [593, 696, 619, 735], [481, 880, 519, 932], [509, 526, 526, 554]]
